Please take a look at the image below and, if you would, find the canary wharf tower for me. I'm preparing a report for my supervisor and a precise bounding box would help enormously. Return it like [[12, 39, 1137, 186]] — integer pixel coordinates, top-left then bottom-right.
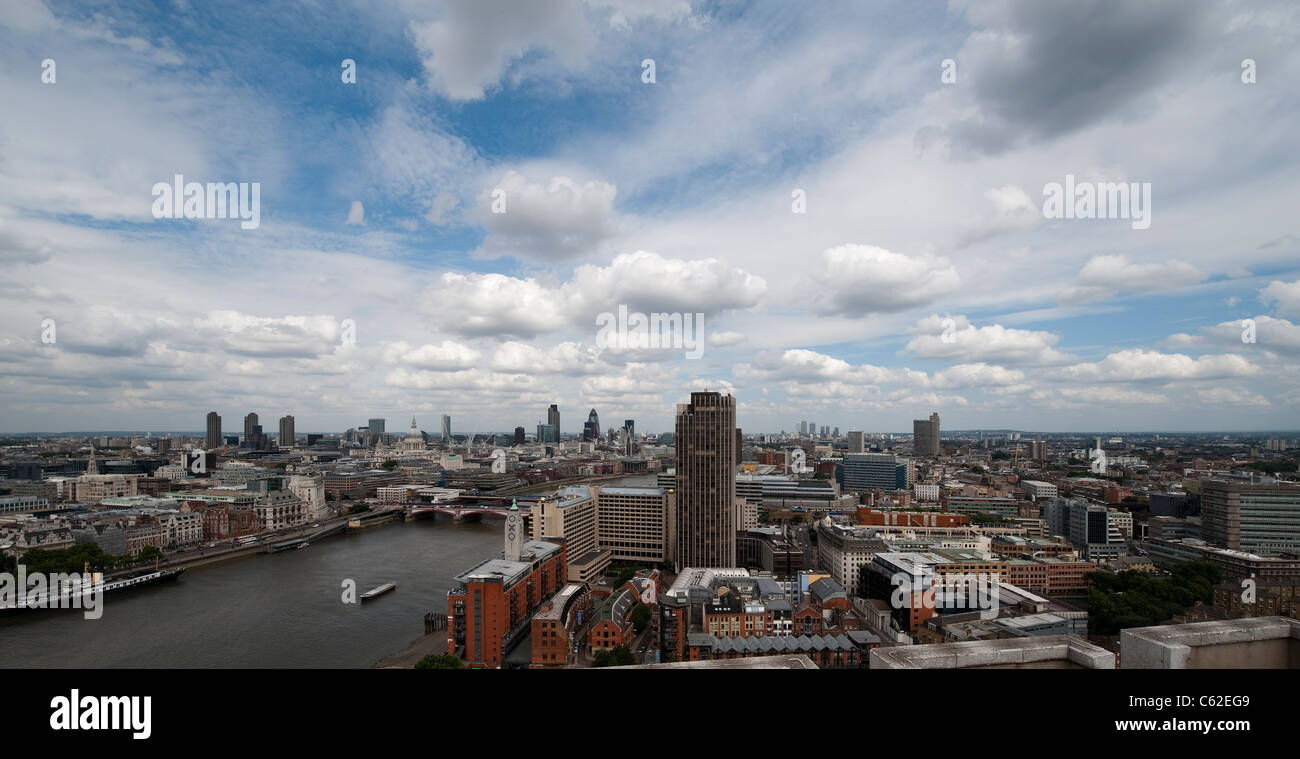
[[674, 391, 737, 568]]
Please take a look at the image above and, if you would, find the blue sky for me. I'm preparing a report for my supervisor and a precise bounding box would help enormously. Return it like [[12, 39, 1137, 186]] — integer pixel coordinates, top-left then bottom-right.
[[2, 0, 1300, 434]]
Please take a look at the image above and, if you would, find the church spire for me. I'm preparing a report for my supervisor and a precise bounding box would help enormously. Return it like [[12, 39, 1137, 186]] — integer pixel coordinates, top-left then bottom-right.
[[87, 444, 99, 475]]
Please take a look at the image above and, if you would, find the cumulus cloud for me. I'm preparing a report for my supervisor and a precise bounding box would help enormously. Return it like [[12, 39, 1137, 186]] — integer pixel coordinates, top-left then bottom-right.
[[418, 272, 571, 339], [1052, 349, 1260, 382], [904, 314, 1076, 365], [569, 250, 767, 316], [808, 245, 960, 317], [382, 340, 481, 370], [1260, 279, 1300, 319], [473, 171, 622, 261], [192, 311, 345, 358], [409, 1, 591, 101], [1059, 255, 1205, 304]]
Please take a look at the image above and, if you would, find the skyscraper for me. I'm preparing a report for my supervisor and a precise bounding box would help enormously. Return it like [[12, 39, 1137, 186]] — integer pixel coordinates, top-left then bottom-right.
[[368, 418, 386, 436], [913, 412, 941, 457], [441, 414, 452, 442], [244, 412, 258, 441], [584, 409, 601, 442], [547, 403, 560, 434], [514, 426, 526, 445], [848, 430, 865, 453], [675, 391, 737, 568], [279, 415, 295, 448], [205, 411, 221, 450]]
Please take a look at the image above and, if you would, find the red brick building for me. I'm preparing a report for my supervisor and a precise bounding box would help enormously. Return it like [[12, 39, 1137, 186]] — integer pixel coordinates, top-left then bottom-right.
[[588, 587, 637, 653], [530, 583, 590, 668], [447, 539, 567, 668]]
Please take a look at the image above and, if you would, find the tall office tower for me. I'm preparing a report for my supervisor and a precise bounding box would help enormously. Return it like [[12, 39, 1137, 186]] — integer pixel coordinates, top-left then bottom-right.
[[514, 426, 526, 445], [205, 411, 222, 450], [279, 415, 295, 447], [624, 419, 635, 440], [809, 421, 817, 439], [441, 414, 452, 442], [1202, 481, 1300, 556], [799, 421, 808, 436], [1032, 438, 1048, 461], [368, 418, 386, 437], [244, 412, 259, 441], [735, 428, 743, 467], [674, 391, 737, 568], [547, 404, 560, 434], [537, 424, 559, 443], [833, 427, 839, 437], [913, 412, 941, 457], [848, 430, 865, 453], [841, 453, 907, 492], [584, 409, 601, 442]]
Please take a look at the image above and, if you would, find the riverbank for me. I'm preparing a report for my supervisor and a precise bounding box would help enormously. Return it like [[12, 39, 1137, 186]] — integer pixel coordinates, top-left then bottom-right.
[[373, 630, 447, 669]]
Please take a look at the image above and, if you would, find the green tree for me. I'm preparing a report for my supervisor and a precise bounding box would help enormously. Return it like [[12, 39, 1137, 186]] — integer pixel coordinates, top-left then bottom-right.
[[136, 546, 164, 563], [631, 603, 651, 633], [381, 460, 398, 471], [591, 649, 615, 668], [414, 654, 464, 669], [612, 645, 636, 666]]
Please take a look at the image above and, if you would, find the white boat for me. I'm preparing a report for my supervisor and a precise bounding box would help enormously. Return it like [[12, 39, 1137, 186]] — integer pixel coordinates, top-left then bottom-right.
[[360, 582, 397, 601]]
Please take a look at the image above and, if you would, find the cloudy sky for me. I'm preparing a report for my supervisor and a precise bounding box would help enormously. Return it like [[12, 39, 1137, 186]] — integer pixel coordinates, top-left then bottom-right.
[[1, 0, 1299, 435]]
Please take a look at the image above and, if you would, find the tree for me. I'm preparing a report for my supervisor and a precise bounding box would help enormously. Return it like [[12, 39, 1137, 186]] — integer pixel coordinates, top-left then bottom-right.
[[612, 645, 636, 666], [136, 546, 164, 563], [631, 603, 651, 633], [381, 460, 398, 471], [591, 649, 615, 668], [414, 654, 464, 669], [971, 465, 985, 474]]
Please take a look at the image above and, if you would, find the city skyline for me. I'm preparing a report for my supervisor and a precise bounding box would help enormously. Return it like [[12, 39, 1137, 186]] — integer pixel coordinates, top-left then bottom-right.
[[2, 1, 1299, 436]]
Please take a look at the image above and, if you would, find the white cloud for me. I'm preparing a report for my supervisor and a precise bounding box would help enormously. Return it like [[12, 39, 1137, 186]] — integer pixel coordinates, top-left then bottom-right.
[[346, 201, 365, 225], [809, 245, 960, 317], [1059, 255, 1205, 304], [1260, 279, 1300, 319], [409, 0, 591, 101], [418, 272, 570, 339], [473, 171, 621, 261], [382, 340, 481, 370], [1053, 349, 1260, 382], [904, 314, 1076, 365]]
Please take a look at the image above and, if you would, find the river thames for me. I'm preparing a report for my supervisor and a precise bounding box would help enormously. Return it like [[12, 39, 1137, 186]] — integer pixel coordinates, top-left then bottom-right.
[[0, 474, 657, 668]]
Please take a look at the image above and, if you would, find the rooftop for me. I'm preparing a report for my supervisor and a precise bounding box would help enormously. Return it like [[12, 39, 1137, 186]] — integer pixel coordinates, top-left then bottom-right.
[[869, 635, 1114, 669]]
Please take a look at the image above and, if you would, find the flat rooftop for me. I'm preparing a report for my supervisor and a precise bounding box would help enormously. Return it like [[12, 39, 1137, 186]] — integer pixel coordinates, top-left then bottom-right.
[[454, 540, 562, 587], [869, 635, 1115, 669], [609, 655, 818, 670], [598, 487, 665, 496]]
